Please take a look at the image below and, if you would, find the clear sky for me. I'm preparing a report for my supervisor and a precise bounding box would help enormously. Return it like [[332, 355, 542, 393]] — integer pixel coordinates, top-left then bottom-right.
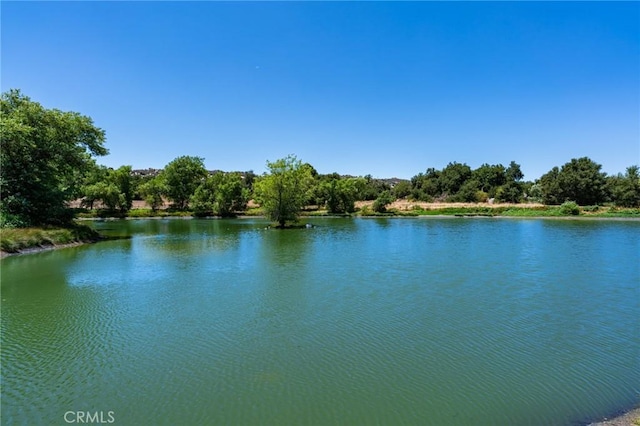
[[2, 1, 638, 180]]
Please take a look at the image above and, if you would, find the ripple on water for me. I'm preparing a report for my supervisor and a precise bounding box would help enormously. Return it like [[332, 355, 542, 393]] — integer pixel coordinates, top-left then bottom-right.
[[1, 218, 638, 425]]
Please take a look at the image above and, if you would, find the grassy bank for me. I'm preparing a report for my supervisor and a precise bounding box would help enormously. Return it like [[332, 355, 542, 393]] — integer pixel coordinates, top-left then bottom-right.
[[72, 204, 640, 221], [359, 204, 640, 218], [1, 224, 101, 254]]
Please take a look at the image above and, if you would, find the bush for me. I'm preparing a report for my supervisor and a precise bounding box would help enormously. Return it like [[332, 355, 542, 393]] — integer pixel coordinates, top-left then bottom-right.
[[560, 201, 580, 215], [0, 211, 28, 228], [372, 191, 395, 213], [475, 190, 489, 202]]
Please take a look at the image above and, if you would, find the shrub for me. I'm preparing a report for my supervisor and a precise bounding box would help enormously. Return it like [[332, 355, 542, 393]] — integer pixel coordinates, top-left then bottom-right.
[[475, 190, 489, 202], [372, 191, 395, 213], [560, 201, 580, 215]]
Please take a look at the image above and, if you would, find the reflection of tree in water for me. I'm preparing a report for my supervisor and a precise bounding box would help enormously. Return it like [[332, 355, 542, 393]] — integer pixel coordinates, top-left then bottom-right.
[[137, 219, 249, 258], [245, 228, 315, 385], [260, 227, 312, 267]]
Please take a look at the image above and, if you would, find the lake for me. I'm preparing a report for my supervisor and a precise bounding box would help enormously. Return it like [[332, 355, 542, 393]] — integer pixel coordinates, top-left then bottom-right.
[[1, 217, 639, 425]]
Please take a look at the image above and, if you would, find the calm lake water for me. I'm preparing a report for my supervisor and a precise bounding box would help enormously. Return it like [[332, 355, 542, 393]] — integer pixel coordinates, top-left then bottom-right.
[[1, 218, 639, 425]]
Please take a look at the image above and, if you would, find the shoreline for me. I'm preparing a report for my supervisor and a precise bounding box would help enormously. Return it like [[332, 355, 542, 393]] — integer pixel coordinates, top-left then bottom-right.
[[589, 406, 640, 426], [75, 213, 640, 221], [4, 214, 638, 259], [1, 241, 90, 259]]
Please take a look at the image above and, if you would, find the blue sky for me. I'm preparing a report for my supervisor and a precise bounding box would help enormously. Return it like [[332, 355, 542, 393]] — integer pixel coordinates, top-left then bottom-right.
[[2, 1, 638, 180]]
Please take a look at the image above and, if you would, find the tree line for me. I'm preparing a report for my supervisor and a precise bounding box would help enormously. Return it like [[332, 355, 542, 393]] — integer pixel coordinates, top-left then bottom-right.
[[2, 90, 639, 228]]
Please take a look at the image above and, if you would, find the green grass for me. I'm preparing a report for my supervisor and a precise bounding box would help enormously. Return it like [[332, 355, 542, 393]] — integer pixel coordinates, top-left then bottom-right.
[[384, 205, 640, 218], [1, 224, 101, 253], [74, 205, 640, 220], [242, 207, 265, 216]]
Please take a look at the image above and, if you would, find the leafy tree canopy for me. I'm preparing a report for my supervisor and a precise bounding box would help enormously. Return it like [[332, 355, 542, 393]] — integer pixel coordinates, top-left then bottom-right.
[[439, 162, 472, 195], [372, 190, 395, 213], [540, 157, 607, 205], [163, 156, 207, 210], [191, 172, 248, 217], [1, 89, 107, 226], [607, 165, 640, 207], [254, 155, 313, 227], [320, 176, 362, 214], [139, 176, 167, 212], [82, 165, 133, 212]]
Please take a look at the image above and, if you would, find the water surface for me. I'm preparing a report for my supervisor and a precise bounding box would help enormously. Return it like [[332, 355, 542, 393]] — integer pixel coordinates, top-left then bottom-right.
[[2, 218, 639, 425]]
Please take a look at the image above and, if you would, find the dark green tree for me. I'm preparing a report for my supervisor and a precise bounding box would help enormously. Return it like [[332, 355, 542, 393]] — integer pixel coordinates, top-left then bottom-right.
[[254, 155, 313, 227], [359, 175, 391, 201], [505, 161, 524, 182], [495, 182, 524, 203], [163, 156, 207, 210], [472, 163, 506, 196], [449, 180, 481, 202], [539, 167, 562, 205], [243, 170, 256, 192], [495, 161, 524, 203], [192, 172, 248, 216], [372, 190, 395, 213], [607, 165, 640, 207], [439, 162, 472, 196], [320, 176, 360, 214], [410, 168, 441, 201], [540, 157, 607, 205], [0, 89, 107, 226], [391, 180, 412, 199]]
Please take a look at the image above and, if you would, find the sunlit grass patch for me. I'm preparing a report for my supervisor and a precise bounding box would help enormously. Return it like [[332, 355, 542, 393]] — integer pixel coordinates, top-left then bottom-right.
[[0, 225, 100, 253]]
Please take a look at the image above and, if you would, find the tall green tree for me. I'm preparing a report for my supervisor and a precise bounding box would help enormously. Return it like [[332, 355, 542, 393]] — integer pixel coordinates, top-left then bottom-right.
[[321, 176, 360, 214], [540, 157, 607, 205], [163, 156, 207, 210], [80, 163, 110, 209], [139, 176, 167, 211], [607, 165, 640, 207], [495, 161, 524, 203], [254, 155, 313, 227], [0, 89, 107, 226], [439, 162, 472, 196], [391, 180, 412, 199], [81, 166, 133, 212], [472, 163, 506, 196], [359, 174, 391, 200], [410, 168, 441, 201], [84, 181, 124, 211], [450, 179, 481, 202], [110, 166, 134, 211], [191, 172, 248, 216]]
